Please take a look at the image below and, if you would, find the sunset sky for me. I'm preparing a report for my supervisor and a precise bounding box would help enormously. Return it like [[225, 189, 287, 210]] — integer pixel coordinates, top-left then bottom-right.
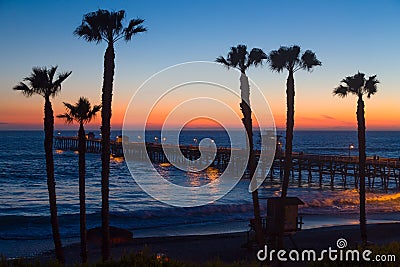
[[0, 0, 399, 131]]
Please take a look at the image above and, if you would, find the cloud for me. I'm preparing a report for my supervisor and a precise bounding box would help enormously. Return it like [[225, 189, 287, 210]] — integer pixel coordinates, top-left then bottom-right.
[[321, 115, 335, 120], [0, 122, 8, 124], [321, 115, 354, 126]]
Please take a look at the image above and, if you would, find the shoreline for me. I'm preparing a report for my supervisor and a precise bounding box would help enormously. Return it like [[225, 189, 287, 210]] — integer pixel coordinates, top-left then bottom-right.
[[25, 222, 400, 264]]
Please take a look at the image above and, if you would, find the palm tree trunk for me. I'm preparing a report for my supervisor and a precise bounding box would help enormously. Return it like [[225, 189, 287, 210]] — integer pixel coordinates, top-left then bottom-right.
[[277, 69, 295, 250], [240, 73, 264, 247], [78, 123, 87, 263], [44, 96, 65, 263], [282, 69, 295, 197], [101, 42, 115, 261], [357, 95, 367, 245]]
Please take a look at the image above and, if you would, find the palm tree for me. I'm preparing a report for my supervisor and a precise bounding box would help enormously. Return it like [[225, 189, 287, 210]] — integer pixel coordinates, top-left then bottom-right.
[[74, 9, 146, 260], [57, 97, 101, 263], [13, 66, 72, 263], [333, 72, 379, 245], [216, 44, 267, 246], [269, 45, 320, 248], [269, 46, 321, 197]]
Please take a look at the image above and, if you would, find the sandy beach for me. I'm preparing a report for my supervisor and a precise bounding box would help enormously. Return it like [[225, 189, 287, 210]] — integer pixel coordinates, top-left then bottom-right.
[[34, 222, 400, 265]]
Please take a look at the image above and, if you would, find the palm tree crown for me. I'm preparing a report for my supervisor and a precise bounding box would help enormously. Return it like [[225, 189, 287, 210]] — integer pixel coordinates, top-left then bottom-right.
[[216, 44, 267, 74], [74, 9, 147, 44], [333, 72, 379, 98], [269, 45, 321, 73], [13, 66, 72, 97], [57, 97, 101, 125]]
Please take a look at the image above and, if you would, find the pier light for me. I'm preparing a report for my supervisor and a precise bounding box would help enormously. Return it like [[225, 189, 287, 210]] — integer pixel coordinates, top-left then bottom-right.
[[193, 138, 198, 144], [137, 135, 141, 140], [277, 141, 283, 156], [348, 143, 354, 157], [57, 132, 61, 135], [162, 137, 166, 143], [154, 136, 159, 143]]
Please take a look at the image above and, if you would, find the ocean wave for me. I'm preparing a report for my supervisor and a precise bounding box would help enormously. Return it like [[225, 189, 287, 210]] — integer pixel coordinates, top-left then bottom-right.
[[296, 189, 400, 214], [0, 203, 256, 240]]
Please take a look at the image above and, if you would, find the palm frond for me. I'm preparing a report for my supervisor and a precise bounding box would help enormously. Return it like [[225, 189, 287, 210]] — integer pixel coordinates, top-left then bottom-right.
[[301, 50, 321, 71], [124, 18, 146, 41], [335, 72, 379, 99], [50, 71, 72, 98], [13, 82, 34, 97], [75, 9, 110, 43], [342, 72, 365, 93], [333, 85, 349, 98], [75, 9, 146, 44], [287, 45, 301, 69], [226, 46, 239, 68], [111, 10, 125, 37], [86, 104, 101, 122], [74, 24, 103, 43], [14, 66, 71, 100], [215, 56, 230, 68], [76, 97, 91, 120], [63, 102, 77, 114], [60, 97, 101, 125], [48, 66, 58, 83], [268, 49, 286, 73], [218, 44, 267, 73], [56, 113, 74, 124], [247, 48, 267, 68], [233, 44, 247, 72], [92, 104, 102, 114], [364, 75, 379, 98], [26, 67, 49, 90]]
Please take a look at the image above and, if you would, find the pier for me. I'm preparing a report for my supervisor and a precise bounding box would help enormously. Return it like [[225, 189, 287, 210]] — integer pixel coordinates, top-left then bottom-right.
[[54, 136, 400, 190]]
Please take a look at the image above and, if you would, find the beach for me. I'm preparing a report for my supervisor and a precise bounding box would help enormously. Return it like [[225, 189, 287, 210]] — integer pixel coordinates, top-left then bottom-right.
[[33, 223, 400, 265]]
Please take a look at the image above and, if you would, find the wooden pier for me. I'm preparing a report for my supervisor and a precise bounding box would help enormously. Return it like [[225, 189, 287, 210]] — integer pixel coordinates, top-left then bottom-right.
[[270, 153, 400, 190], [54, 136, 400, 190]]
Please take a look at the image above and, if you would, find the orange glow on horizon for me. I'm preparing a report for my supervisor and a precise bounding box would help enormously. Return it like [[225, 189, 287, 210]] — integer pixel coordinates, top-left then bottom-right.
[[3, 110, 399, 131], [1, 97, 399, 131]]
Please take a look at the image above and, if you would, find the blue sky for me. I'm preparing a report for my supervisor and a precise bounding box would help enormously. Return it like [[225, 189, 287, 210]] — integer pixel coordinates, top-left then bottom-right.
[[0, 0, 399, 130]]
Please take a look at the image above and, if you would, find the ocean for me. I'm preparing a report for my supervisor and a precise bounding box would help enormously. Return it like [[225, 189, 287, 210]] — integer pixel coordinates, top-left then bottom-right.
[[0, 130, 399, 258]]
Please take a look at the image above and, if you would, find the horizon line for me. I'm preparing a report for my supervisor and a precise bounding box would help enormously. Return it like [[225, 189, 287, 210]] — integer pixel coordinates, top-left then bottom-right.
[[1, 128, 400, 132]]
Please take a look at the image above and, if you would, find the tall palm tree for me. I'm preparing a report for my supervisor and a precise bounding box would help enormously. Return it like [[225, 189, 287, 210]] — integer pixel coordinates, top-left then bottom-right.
[[57, 97, 101, 263], [74, 9, 146, 260], [13, 66, 72, 263], [269, 46, 321, 197], [269, 45, 320, 248], [216, 44, 267, 246], [333, 72, 379, 245]]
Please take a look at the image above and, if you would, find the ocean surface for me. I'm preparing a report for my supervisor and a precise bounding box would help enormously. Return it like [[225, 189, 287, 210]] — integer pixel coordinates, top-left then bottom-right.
[[0, 130, 399, 258]]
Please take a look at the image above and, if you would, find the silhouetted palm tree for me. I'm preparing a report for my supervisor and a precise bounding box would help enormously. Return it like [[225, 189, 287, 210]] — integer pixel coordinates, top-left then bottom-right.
[[74, 9, 146, 260], [57, 97, 101, 263], [216, 44, 267, 246], [13, 66, 72, 263], [269, 46, 321, 197], [333, 72, 379, 245], [269, 46, 320, 249]]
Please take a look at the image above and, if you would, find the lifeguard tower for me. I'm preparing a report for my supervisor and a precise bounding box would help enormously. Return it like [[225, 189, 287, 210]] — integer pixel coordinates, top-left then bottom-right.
[[246, 197, 304, 248]]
